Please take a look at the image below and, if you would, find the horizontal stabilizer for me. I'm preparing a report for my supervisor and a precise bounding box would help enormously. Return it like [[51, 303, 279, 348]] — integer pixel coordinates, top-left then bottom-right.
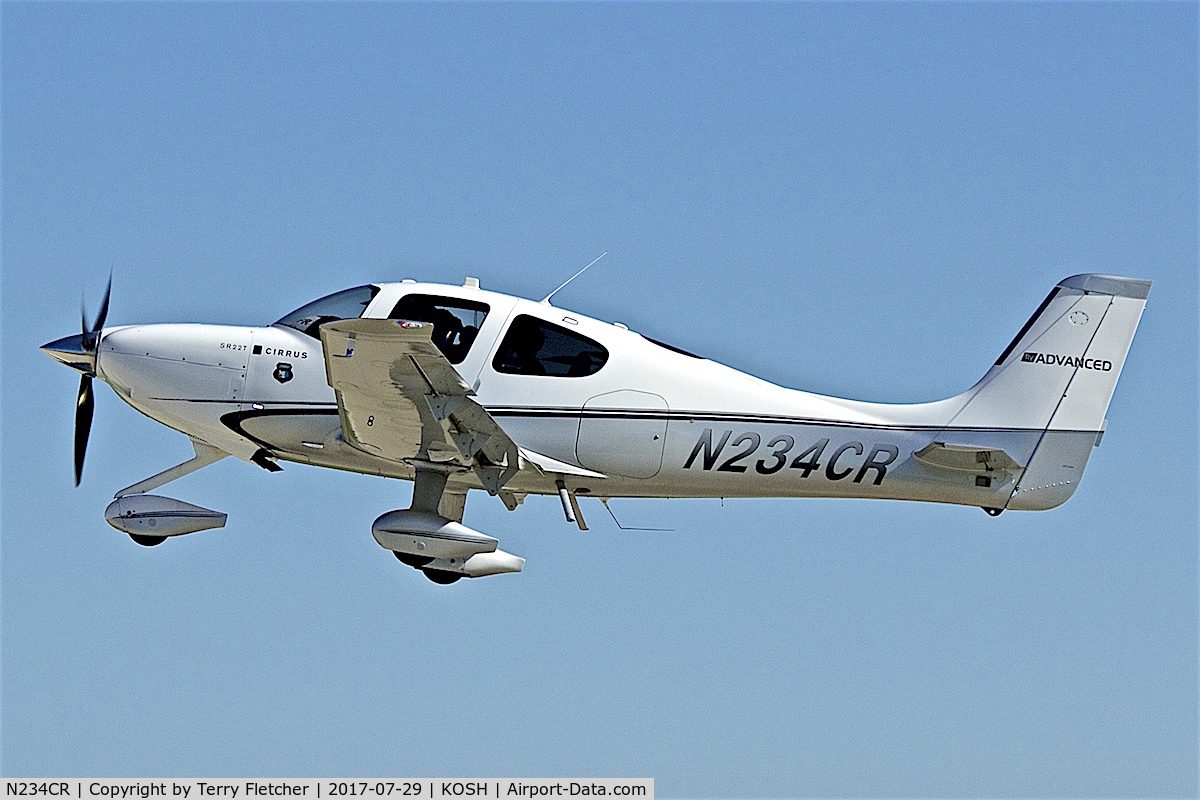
[[914, 442, 1021, 473]]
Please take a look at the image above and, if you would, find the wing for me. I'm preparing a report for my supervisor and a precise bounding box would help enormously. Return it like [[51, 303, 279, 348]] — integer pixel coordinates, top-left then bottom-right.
[[320, 319, 522, 492]]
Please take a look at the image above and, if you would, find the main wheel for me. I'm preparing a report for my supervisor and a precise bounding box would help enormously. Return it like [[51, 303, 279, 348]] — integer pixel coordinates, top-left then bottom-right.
[[129, 533, 167, 547], [422, 569, 463, 585], [393, 551, 433, 569], [983, 507, 1004, 517]]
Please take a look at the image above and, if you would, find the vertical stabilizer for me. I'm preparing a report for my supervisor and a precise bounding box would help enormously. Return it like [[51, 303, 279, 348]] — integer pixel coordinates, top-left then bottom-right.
[[946, 274, 1150, 510]]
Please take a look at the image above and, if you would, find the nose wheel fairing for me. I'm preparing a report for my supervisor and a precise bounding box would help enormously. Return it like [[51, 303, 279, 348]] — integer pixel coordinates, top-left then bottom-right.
[[105, 494, 227, 538]]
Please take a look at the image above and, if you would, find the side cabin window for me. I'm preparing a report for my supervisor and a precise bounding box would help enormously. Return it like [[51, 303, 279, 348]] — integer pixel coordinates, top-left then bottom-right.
[[274, 285, 380, 339], [493, 315, 608, 377], [389, 294, 490, 365]]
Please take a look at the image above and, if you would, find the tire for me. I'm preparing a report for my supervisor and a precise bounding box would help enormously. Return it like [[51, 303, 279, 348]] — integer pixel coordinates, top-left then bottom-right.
[[394, 551, 434, 569], [422, 569, 463, 585]]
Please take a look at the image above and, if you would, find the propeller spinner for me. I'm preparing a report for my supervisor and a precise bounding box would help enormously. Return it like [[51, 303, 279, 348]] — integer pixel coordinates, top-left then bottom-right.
[[40, 276, 111, 485]]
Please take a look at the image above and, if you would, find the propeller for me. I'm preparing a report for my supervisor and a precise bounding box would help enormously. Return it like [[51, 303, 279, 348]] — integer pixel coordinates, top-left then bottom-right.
[[73, 275, 111, 485]]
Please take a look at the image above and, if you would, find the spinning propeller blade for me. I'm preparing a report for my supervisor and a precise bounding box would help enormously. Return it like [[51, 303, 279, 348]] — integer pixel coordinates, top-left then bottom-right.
[[74, 375, 94, 486], [71, 274, 111, 485], [82, 274, 111, 352]]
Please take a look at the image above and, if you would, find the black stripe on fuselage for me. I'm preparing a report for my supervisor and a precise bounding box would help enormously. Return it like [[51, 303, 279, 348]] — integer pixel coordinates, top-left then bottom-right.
[[485, 406, 1096, 435], [150, 398, 338, 406], [220, 407, 340, 451], [218, 404, 1100, 457]]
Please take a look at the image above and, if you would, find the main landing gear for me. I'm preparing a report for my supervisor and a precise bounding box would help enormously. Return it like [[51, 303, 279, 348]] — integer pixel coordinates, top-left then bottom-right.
[[375, 466, 524, 585], [393, 550, 463, 585]]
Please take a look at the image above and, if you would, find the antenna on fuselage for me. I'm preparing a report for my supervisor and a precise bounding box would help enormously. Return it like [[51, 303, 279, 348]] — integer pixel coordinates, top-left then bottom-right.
[[541, 251, 607, 306], [599, 498, 673, 532]]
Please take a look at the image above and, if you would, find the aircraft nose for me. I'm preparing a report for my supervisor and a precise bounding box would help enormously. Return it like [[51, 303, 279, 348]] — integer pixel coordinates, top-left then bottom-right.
[[40, 333, 96, 375]]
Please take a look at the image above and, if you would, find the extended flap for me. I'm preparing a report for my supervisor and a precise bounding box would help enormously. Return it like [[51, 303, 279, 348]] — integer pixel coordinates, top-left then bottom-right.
[[320, 319, 533, 483]]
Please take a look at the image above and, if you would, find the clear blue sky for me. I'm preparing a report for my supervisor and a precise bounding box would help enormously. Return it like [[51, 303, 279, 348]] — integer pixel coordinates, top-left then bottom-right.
[[3, 3, 1196, 795]]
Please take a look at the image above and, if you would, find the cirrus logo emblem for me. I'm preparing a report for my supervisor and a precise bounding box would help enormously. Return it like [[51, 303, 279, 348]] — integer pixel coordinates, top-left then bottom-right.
[[273, 362, 294, 383]]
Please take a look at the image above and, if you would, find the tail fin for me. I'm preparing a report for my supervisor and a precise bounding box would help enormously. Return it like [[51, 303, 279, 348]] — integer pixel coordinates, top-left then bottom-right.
[[948, 274, 1150, 510]]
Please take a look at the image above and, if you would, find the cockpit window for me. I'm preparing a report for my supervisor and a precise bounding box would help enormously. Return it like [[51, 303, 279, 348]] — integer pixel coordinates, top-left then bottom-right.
[[389, 294, 490, 364], [275, 285, 380, 339], [492, 315, 608, 377]]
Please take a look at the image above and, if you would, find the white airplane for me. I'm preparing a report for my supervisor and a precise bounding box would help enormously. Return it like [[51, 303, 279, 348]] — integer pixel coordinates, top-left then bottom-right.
[[42, 271, 1150, 584]]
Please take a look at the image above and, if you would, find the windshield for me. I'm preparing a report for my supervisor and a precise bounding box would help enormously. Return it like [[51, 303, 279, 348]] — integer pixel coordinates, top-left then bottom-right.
[[274, 285, 380, 339]]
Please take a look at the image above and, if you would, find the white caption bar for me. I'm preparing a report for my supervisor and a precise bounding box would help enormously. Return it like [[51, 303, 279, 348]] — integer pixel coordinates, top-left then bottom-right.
[[4, 781, 652, 800]]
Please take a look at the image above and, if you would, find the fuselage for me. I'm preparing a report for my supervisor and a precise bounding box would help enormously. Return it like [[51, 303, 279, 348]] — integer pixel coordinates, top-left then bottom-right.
[[88, 279, 1056, 510]]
